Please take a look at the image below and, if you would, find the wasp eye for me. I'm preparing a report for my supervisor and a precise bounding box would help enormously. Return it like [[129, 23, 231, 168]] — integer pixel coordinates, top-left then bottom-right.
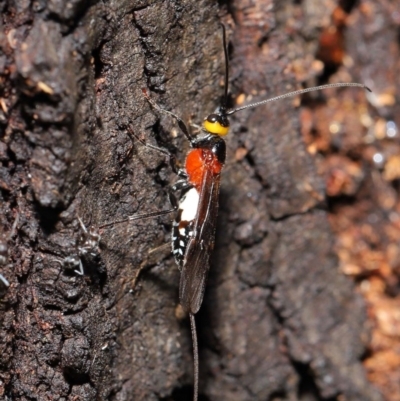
[[203, 114, 230, 136], [206, 114, 219, 123]]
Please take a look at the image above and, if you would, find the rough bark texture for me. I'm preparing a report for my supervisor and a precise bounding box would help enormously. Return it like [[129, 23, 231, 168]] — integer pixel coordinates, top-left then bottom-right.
[[0, 0, 386, 401]]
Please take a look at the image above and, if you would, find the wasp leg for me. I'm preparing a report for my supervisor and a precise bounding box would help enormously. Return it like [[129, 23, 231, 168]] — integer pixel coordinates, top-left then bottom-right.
[[142, 88, 195, 145], [171, 180, 192, 192], [126, 125, 187, 178]]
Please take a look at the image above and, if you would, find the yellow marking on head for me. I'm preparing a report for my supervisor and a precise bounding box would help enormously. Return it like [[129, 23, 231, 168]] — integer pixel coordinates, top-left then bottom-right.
[[203, 120, 229, 136]]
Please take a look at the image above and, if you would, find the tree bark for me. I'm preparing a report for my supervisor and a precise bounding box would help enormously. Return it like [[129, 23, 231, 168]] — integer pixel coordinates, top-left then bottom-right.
[[0, 0, 384, 400]]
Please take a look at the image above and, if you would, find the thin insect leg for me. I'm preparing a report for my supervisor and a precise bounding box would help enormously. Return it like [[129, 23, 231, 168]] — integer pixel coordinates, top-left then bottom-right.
[[62, 255, 83, 275], [126, 125, 172, 158], [0, 213, 19, 291], [9, 212, 20, 238], [0, 239, 7, 266], [147, 242, 170, 257], [130, 247, 163, 293], [99, 208, 176, 229], [75, 260, 84, 276], [0, 274, 9, 287], [99, 167, 181, 231], [190, 313, 199, 401], [126, 125, 186, 177], [167, 191, 179, 211], [106, 242, 171, 310], [142, 88, 194, 144], [77, 216, 88, 234], [189, 122, 202, 134], [174, 167, 188, 179], [77, 216, 100, 252], [171, 180, 192, 192]]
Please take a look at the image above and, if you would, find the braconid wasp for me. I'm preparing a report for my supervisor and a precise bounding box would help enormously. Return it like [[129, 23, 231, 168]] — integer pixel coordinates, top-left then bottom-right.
[[100, 23, 369, 401]]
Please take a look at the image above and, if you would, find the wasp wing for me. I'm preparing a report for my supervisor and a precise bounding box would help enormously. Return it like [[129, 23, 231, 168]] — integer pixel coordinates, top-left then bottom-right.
[[179, 166, 222, 314]]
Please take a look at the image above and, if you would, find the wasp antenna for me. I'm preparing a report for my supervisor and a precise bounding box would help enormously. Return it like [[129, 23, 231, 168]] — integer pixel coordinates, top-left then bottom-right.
[[219, 23, 229, 111], [227, 83, 371, 115], [190, 313, 199, 401]]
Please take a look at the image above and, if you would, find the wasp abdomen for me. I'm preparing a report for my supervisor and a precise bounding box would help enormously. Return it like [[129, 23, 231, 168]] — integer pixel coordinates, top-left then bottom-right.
[[172, 188, 199, 266]]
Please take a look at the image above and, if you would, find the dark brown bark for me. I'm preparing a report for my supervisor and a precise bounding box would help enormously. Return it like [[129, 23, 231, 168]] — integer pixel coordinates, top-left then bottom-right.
[[0, 0, 385, 400]]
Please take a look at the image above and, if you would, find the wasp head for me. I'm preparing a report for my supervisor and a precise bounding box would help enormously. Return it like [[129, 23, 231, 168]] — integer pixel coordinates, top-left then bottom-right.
[[203, 112, 230, 136]]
